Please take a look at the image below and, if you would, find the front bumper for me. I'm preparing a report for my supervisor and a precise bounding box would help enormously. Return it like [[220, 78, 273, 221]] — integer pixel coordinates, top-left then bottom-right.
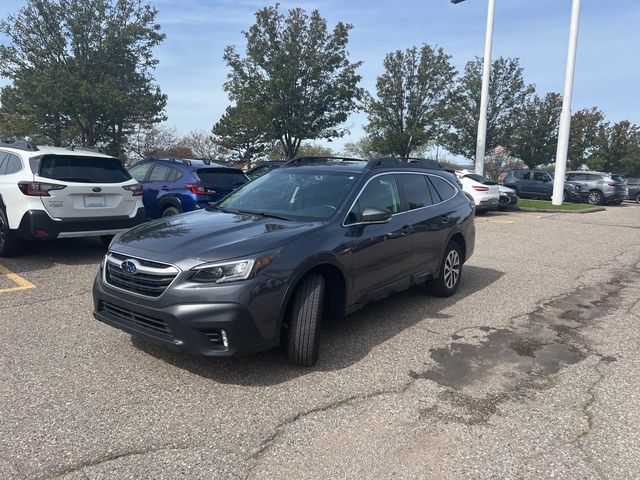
[[475, 197, 499, 211], [92, 270, 285, 357], [16, 208, 147, 240]]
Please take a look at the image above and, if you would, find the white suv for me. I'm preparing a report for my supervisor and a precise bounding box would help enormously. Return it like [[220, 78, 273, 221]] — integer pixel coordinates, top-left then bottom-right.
[[455, 170, 500, 212], [0, 140, 145, 256]]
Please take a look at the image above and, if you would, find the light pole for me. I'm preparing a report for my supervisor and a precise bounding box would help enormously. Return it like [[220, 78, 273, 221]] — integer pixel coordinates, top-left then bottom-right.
[[551, 0, 582, 205], [452, 0, 496, 176]]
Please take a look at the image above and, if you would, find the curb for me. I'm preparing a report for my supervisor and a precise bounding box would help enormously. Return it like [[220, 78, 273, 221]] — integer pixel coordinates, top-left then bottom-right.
[[512, 206, 606, 214]]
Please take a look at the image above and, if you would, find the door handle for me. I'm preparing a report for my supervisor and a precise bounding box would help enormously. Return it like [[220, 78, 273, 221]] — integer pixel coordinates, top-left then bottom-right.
[[161, 186, 169, 191], [398, 225, 413, 236], [441, 214, 450, 224]]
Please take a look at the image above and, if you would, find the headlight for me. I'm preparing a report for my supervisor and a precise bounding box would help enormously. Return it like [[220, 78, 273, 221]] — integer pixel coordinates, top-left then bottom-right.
[[190, 256, 274, 283]]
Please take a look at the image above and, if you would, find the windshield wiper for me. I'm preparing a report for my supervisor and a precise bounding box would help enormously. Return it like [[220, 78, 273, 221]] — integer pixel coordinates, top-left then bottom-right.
[[237, 209, 291, 221]]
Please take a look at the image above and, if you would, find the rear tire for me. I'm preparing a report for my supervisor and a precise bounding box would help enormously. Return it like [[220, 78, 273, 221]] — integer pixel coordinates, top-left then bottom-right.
[[587, 190, 603, 205], [636, 193, 640, 204], [161, 206, 181, 217], [0, 209, 19, 257], [287, 274, 325, 367], [427, 241, 463, 297]]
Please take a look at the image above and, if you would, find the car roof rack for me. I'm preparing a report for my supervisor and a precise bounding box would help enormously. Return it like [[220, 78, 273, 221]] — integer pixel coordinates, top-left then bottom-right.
[[0, 138, 39, 151], [366, 157, 442, 171], [65, 145, 107, 154], [285, 156, 366, 166]]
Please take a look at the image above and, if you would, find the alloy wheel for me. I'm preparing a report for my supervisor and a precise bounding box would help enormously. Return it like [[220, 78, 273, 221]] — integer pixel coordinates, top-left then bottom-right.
[[588, 191, 602, 205], [443, 249, 461, 289]]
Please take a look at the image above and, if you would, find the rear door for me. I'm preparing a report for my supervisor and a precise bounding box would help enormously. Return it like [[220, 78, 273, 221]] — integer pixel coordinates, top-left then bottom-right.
[[143, 162, 183, 218], [33, 155, 138, 219], [531, 171, 553, 197], [194, 168, 248, 203]]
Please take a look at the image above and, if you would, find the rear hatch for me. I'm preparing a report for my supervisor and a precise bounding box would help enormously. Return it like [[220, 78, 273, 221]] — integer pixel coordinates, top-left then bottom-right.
[[30, 154, 139, 219], [463, 173, 500, 196], [193, 168, 248, 202]]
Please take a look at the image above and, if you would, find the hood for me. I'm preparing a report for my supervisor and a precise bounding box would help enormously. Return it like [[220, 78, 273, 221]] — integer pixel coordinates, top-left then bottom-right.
[[114, 209, 322, 264], [499, 185, 515, 194]]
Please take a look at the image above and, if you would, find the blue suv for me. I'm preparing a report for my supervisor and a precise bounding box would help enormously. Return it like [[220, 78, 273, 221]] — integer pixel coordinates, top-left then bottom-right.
[[128, 158, 248, 218]]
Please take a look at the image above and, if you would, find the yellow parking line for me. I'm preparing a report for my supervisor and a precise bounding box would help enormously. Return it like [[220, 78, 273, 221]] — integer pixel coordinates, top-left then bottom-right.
[[0, 264, 35, 293], [480, 219, 515, 224]]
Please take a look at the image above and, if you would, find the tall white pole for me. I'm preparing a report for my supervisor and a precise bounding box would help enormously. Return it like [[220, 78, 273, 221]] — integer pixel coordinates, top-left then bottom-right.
[[474, 0, 496, 176], [552, 0, 581, 205]]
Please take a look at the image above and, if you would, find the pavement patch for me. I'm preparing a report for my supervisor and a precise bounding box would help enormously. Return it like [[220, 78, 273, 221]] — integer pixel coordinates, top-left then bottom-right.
[[0, 264, 35, 294]]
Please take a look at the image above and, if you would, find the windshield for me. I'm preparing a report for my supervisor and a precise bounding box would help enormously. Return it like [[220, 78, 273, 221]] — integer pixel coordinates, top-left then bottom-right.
[[217, 169, 361, 220]]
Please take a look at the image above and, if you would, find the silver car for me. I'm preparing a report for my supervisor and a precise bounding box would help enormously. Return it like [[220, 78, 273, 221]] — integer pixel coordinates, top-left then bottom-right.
[[565, 171, 628, 205]]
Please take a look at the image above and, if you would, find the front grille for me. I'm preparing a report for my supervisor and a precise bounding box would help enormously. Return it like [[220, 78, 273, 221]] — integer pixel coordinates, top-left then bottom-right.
[[104, 252, 179, 297], [100, 301, 171, 335]]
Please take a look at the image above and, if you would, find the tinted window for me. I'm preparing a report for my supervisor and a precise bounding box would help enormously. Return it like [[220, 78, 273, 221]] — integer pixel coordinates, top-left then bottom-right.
[[516, 171, 531, 180], [428, 176, 456, 202], [247, 166, 271, 180], [586, 174, 602, 181], [356, 175, 402, 214], [37, 155, 131, 183], [5, 154, 22, 174], [463, 173, 497, 185], [195, 169, 247, 187], [128, 162, 154, 181], [148, 163, 176, 182], [533, 172, 549, 182], [0, 153, 8, 175], [397, 174, 433, 210]]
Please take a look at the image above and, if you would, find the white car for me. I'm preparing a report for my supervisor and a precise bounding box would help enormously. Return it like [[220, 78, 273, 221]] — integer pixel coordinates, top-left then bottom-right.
[[455, 170, 500, 212], [0, 140, 145, 256]]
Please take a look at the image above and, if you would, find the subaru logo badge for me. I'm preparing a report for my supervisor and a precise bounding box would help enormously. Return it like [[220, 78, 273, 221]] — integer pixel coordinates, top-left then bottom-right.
[[92, 187, 102, 193], [121, 260, 138, 274]]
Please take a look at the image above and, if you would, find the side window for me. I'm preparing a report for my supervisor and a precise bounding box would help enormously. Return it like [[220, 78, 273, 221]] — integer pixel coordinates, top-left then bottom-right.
[[587, 174, 603, 181], [348, 174, 401, 223], [397, 174, 433, 210], [0, 153, 8, 175], [128, 162, 153, 182], [516, 171, 530, 180], [533, 171, 548, 182], [5, 154, 23, 174], [167, 166, 182, 182], [147, 163, 174, 182], [428, 175, 456, 202]]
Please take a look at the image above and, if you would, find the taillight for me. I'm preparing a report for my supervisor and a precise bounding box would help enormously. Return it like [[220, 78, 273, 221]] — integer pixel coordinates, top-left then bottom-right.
[[472, 185, 489, 191], [608, 182, 621, 187], [123, 184, 143, 196], [18, 181, 66, 196], [185, 183, 215, 195]]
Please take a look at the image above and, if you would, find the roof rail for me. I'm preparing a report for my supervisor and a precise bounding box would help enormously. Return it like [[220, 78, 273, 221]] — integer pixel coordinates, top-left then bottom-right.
[[285, 156, 367, 166], [65, 145, 107, 154], [0, 139, 39, 152], [366, 157, 442, 171]]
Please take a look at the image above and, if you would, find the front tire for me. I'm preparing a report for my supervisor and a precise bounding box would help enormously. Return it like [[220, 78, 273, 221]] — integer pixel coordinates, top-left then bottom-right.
[[428, 241, 463, 297], [287, 274, 325, 367]]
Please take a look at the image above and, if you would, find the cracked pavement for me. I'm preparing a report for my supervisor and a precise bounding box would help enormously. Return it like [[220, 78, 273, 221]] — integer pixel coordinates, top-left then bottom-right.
[[1, 203, 640, 479]]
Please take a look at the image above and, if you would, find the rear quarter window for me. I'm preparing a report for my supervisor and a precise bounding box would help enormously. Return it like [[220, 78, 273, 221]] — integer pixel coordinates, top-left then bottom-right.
[[428, 175, 457, 202], [32, 155, 132, 183]]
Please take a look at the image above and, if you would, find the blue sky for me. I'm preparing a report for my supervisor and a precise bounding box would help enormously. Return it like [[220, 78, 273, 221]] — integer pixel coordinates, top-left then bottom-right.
[[1, 0, 639, 156]]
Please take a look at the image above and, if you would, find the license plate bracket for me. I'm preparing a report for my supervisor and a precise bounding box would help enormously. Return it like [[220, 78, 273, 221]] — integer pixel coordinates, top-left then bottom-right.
[[83, 194, 106, 207]]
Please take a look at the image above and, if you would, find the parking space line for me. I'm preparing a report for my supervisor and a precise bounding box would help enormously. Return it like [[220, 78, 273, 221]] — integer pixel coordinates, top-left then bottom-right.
[[0, 264, 36, 293], [479, 218, 515, 224]]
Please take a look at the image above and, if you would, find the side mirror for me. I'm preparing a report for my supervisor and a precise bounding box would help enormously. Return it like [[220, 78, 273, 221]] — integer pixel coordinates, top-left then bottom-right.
[[361, 207, 392, 224]]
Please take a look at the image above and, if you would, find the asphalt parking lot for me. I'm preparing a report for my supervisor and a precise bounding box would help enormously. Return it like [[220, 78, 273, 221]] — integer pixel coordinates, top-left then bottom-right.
[[1, 203, 640, 479]]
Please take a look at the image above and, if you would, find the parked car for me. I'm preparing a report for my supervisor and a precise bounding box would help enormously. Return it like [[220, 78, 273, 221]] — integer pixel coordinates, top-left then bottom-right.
[[128, 157, 249, 218], [245, 161, 286, 180], [498, 185, 518, 209], [455, 170, 500, 212], [624, 177, 640, 203], [93, 156, 475, 366], [0, 140, 145, 257], [565, 171, 628, 205], [503, 169, 587, 202]]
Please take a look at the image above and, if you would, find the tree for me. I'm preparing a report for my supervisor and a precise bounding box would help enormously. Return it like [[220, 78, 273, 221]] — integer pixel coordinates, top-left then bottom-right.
[[588, 120, 640, 176], [445, 57, 534, 161], [343, 136, 381, 159], [0, 0, 167, 155], [484, 145, 526, 180], [180, 129, 223, 160], [127, 123, 182, 161], [264, 141, 335, 160], [364, 44, 457, 158], [212, 104, 272, 168], [567, 107, 605, 170], [508, 92, 562, 169], [221, 4, 362, 160]]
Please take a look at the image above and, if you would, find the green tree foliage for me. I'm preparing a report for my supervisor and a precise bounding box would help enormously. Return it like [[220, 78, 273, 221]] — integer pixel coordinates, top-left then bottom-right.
[[0, 0, 166, 155], [219, 4, 363, 160], [445, 57, 534, 160], [567, 107, 605, 170], [588, 120, 640, 176], [508, 92, 562, 169], [343, 136, 381, 159], [364, 44, 457, 158]]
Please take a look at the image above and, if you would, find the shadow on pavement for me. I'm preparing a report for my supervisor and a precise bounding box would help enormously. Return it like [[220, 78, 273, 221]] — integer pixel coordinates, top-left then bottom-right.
[[132, 265, 505, 386], [4, 238, 107, 272]]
